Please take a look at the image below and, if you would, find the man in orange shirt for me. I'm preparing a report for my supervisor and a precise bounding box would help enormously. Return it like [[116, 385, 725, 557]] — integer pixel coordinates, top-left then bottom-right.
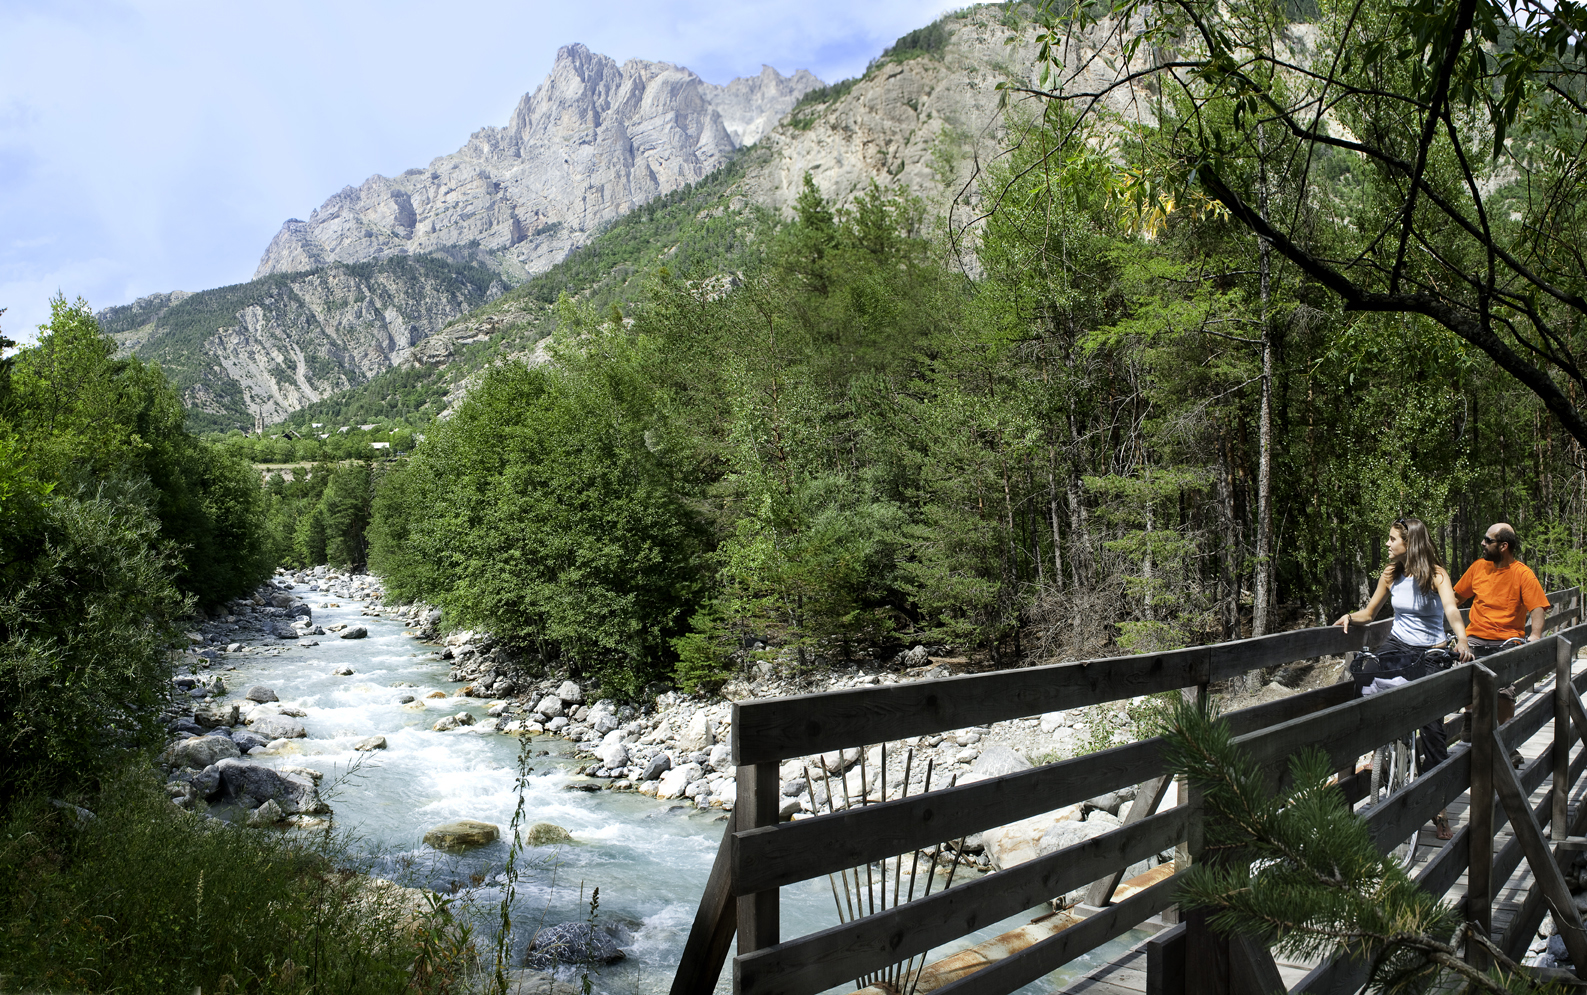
[[1454, 522, 1549, 726]]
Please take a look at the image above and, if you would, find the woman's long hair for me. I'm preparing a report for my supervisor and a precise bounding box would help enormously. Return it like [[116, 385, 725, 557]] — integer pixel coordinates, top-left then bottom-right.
[[1388, 517, 1444, 592]]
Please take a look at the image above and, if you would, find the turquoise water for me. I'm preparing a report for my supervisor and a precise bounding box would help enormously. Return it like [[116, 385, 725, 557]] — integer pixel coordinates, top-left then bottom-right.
[[221, 597, 1147, 994]]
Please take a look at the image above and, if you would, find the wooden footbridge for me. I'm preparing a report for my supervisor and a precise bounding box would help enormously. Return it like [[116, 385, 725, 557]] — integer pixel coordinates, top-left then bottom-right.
[[671, 587, 1587, 995]]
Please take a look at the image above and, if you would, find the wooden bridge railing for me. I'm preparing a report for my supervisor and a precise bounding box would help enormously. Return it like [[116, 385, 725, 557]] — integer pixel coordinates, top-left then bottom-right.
[[672, 588, 1582, 995]]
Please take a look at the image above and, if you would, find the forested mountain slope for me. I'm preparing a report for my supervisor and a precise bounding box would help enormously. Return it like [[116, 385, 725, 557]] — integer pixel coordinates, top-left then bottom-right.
[[98, 256, 505, 432]]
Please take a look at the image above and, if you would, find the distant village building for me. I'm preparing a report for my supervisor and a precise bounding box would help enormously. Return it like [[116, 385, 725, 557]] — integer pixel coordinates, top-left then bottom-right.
[[359, 424, 377, 431], [338, 426, 350, 433], [370, 442, 390, 450], [312, 422, 323, 428]]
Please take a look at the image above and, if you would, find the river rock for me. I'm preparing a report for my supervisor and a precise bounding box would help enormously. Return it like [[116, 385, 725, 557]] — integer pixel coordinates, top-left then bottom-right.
[[332, 666, 355, 676], [248, 798, 286, 826], [194, 702, 239, 728], [249, 715, 308, 740], [217, 758, 327, 813], [534, 695, 564, 719], [226, 642, 244, 653], [960, 745, 1032, 784], [556, 681, 583, 704], [433, 716, 460, 731], [640, 753, 671, 781], [192, 763, 222, 798], [679, 711, 714, 751], [523, 922, 626, 968], [526, 822, 574, 846], [165, 735, 241, 769], [594, 741, 629, 769], [354, 735, 387, 751], [423, 819, 500, 850], [232, 729, 270, 751], [396, 694, 415, 704], [246, 685, 279, 703], [981, 804, 1085, 870], [269, 591, 294, 609], [271, 622, 298, 639], [340, 626, 368, 640], [707, 742, 733, 772], [657, 762, 704, 800], [454, 711, 476, 726]]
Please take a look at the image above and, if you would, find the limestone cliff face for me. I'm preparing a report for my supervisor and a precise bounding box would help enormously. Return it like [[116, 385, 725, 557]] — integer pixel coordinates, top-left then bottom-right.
[[254, 46, 822, 281], [737, 9, 1152, 220], [100, 257, 505, 427]]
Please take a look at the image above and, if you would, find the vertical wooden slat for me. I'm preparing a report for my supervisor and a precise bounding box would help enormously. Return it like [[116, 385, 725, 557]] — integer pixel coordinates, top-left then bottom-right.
[[670, 821, 737, 995], [1086, 774, 1171, 907], [736, 761, 779, 954], [1467, 664, 1497, 970], [1555, 636, 1573, 840], [1487, 721, 1587, 968]]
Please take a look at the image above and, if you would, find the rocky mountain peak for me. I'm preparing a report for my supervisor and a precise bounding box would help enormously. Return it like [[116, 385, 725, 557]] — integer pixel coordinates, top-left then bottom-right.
[[253, 47, 822, 282]]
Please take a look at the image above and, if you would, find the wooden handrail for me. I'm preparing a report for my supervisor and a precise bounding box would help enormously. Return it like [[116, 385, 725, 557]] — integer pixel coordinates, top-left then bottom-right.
[[678, 586, 1587, 995]]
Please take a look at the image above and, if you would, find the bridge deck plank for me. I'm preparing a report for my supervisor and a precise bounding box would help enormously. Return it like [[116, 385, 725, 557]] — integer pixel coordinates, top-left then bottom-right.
[[1050, 654, 1587, 995]]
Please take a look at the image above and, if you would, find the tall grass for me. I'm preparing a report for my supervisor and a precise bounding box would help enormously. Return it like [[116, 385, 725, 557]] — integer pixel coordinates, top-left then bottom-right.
[[0, 769, 474, 993]]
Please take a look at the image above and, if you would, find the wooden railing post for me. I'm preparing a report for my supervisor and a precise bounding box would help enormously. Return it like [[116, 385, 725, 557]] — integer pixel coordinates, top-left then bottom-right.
[[1467, 665, 1498, 970], [1555, 635, 1573, 841], [736, 760, 779, 955]]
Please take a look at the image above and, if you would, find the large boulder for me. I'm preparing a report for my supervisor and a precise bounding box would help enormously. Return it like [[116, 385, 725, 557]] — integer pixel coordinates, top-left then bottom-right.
[[193, 702, 240, 728], [657, 763, 704, 800], [423, 820, 500, 850], [269, 591, 295, 609], [679, 711, 714, 751], [245, 685, 279, 703], [959, 745, 1033, 784], [216, 758, 327, 814], [340, 626, 369, 640], [594, 741, 629, 770], [639, 753, 671, 782], [232, 729, 270, 752], [556, 681, 583, 704], [534, 696, 564, 719], [525, 823, 574, 846], [165, 736, 241, 769], [249, 715, 307, 740], [353, 736, 387, 751], [523, 922, 626, 968], [981, 804, 1084, 870], [270, 622, 298, 639]]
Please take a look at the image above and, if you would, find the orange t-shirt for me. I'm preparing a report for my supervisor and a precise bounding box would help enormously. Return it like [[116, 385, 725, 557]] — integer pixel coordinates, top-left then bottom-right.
[[1453, 559, 1549, 641]]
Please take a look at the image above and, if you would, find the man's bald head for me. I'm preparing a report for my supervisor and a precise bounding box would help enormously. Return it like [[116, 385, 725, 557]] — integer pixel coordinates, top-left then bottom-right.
[[1484, 522, 1520, 561]]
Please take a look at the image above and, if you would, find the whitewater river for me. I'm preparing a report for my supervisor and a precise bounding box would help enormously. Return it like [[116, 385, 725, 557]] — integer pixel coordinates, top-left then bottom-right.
[[224, 595, 1144, 994]]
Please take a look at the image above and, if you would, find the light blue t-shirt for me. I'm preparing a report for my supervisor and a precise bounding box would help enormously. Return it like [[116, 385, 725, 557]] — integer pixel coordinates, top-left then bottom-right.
[[1390, 572, 1445, 646]]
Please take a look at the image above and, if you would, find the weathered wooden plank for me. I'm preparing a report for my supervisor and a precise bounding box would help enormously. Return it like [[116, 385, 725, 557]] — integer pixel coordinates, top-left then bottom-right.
[[1233, 665, 1470, 782], [733, 737, 1166, 894], [1223, 682, 1356, 737], [1146, 923, 1186, 995], [1555, 639, 1573, 840], [1468, 666, 1497, 970], [732, 649, 1210, 764], [670, 820, 737, 995], [1493, 740, 1587, 959], [1485, 721, 1587, 969], [924, 873, 1181, 995], [1087, 775, 1172, 907], [1207, 626, 1355, 685], [733, 807, 1190, 995], [1501, 767, 1587, 962], [1229, 933, 1287, 995], [736, 762, 779, 954]]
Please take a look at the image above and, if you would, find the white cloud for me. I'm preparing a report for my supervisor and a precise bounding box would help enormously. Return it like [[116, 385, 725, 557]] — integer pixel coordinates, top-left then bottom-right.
[[0, 0, 959, 332]]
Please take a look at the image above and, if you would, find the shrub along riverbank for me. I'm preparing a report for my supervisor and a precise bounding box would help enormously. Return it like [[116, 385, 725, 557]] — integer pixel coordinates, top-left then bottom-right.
[[0, 301, 471, 992]]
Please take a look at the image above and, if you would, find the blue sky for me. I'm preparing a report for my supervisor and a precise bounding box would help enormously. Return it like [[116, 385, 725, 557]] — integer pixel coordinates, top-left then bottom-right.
[[0, 0, 959, 343]]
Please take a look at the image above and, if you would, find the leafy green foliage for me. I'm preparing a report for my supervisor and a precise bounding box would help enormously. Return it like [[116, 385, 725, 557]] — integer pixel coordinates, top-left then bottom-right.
[[0, 771, 473, 994]]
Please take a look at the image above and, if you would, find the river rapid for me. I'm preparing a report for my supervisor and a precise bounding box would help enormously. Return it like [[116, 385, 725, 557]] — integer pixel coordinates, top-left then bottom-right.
[[218, 593, 1143, 994]]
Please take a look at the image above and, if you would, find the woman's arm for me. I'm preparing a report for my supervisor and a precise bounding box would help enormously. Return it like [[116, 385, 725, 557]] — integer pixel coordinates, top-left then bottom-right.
[[1335, 567, 1392, 632], [1433, 567, 1473, 660]]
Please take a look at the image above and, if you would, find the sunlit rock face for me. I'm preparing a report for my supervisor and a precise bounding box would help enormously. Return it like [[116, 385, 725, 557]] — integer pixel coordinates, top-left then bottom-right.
[[254, 45, 822, 282]]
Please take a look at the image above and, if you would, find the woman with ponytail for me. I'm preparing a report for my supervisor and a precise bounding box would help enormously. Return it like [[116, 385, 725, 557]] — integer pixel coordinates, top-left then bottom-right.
[[1335, 517, 1472, 838]]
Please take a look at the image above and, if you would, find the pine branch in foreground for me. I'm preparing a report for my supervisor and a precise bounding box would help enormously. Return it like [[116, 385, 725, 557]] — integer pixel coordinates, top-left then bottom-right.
[[1152, 698, 1574, 994]]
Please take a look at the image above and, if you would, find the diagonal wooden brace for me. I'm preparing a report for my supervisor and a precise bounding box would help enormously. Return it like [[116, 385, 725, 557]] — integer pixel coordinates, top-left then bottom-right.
[[1085, 774, 1172, 907], [1488, 726, 1587, 972]]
